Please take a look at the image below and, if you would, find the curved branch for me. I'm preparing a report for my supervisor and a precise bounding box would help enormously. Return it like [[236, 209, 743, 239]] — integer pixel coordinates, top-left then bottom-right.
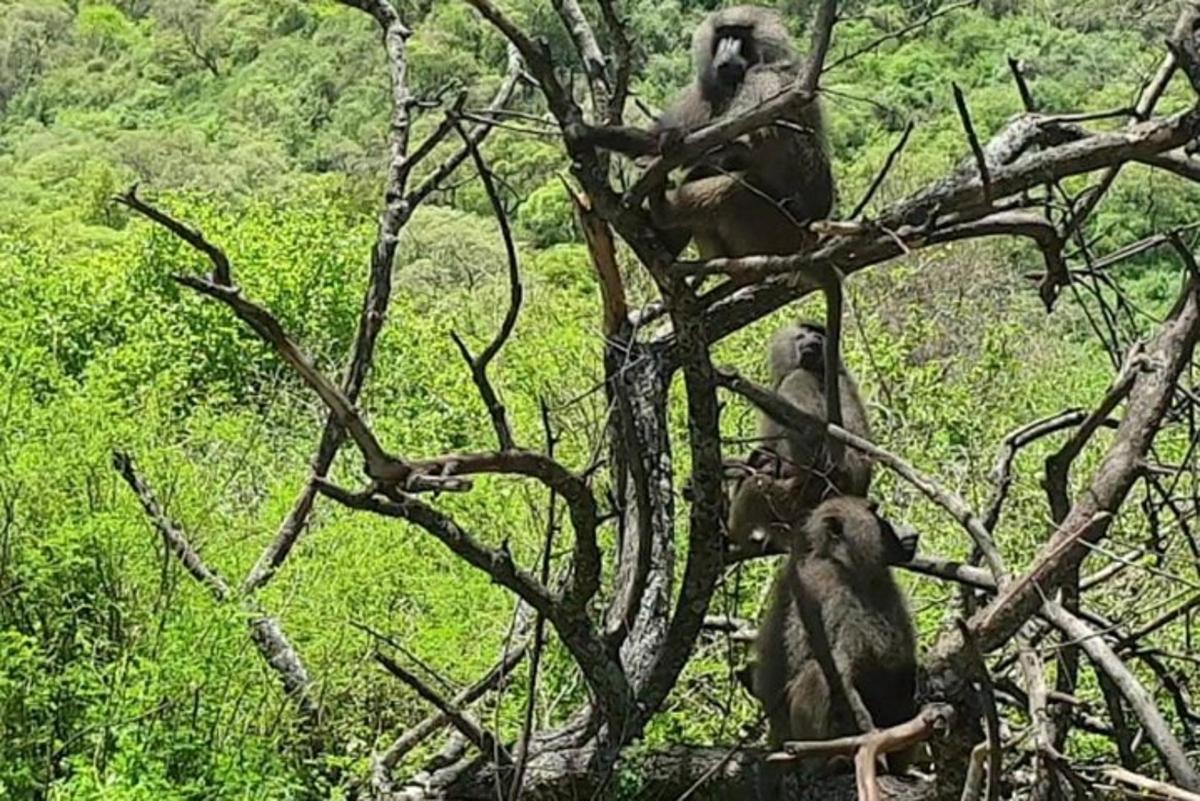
[[1042, 602, 1200, 790], [313, 479, 630, 730]]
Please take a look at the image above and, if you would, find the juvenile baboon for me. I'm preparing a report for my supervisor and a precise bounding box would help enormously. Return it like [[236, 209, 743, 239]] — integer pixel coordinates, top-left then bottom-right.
[[649, 5, 834, 260], [752, 497, 919, 774], [727, 321, 872, 548]]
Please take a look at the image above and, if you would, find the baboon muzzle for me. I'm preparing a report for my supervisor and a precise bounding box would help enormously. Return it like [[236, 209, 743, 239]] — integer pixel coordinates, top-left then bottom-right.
[[714, 36, 747, 82]]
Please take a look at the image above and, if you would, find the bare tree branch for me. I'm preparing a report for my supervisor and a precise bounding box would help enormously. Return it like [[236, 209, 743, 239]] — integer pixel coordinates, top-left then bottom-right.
[[552, 0, 610, 118], [374, 650, 511, 768], [312, 479, 632, 730], [1042, 602, 1200, 790], [112, 452, 230, 599], [448, 115, 523, 452], [373, 641, 528, 787], [111, 452, 318, 723]]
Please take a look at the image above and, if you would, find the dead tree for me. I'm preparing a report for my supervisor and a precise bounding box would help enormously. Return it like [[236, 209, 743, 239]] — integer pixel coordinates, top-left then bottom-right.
[[112, 0, 1200, 799]]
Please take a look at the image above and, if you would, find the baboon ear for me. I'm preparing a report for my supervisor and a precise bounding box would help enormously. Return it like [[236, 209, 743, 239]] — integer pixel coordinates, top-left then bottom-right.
[[866, 498, 881, 514]]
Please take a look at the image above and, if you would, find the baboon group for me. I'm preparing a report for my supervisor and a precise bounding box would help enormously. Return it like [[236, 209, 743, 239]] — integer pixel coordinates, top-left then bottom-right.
[[650, 5, 921, 780]]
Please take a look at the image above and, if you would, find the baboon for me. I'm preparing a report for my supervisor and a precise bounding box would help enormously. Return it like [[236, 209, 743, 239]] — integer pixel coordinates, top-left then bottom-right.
[[649, 5, 834, 260], [751, 497, 919, 775], [726, 321, 872, 548]]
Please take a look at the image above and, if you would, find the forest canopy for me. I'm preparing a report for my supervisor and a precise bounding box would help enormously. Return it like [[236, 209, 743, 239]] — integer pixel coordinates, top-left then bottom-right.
[[3, 0, 1200, 799]]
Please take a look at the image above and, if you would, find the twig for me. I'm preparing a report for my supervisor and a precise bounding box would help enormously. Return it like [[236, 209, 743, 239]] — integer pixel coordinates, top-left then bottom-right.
[[984, 409, 1091, 535], [173, 274, 413, 484], [448, 116, 523, 452], [373, 642, 529, 781], [552, 0, 610, 118], [957, 621, 1002, 801], [770, 703, 955, 801], [851, 121, 914, 219], [114, 187, 231, 285], [1007, 56, 1037, 113], [241, 39, 524, 596], [313, 478, 632, 730], [801, 0, 838, 92], [374, 650, 512, 767], [508, 403, 560, 800], [953, 83, 993, 206], [1060, 45, 1178, 244], [111, 452, 319, 724], [112, 452, 230, 599], [569, 183, 628, 335], [1042, 602, 1200, 790], [597, 0, 634, 124], [1016, 626, 1055, 795], [1101, 767, 1200, 801], [1045, 344, 1149, 523], [825, 0, 976, 72]]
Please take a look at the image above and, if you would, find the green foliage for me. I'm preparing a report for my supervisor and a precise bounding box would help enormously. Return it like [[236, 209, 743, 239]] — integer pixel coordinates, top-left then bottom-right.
[[518, 180, 577, 247]]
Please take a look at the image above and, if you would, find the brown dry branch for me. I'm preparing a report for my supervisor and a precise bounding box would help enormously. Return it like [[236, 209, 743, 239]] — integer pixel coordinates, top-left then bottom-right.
[[244, 39, 524, 595], [850, 120, 915, 219], [953, 83, 993, 206], [371, 639, 529, 790], [507, 405, 562, 801], [1101, 766, 1200, 801], [770, 705, 957, 801], [552, 0, 610, 119], [374, 649, 511, 768], [114, 187, 231, 285], [447, 115, 522, 452], [825, 0, 976, 73], [111, 453, 318, 725], [597, 0, 634, 125], [983, 409, 1096, 535], [1042, 602, 1200, 789], [311, 478, 631, 733]]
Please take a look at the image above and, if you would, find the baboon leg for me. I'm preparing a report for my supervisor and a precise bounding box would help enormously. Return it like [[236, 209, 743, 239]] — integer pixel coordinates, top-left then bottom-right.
[[650, 175, 740, 260], [832, 649, 877, 736], [658, 173, 745, 220], [727, 473, 800, 548]]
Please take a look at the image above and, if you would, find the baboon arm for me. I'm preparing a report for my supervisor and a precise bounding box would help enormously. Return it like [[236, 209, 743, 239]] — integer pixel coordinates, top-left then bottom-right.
[[834, 650, 878, 735], [653, 83, 711, 139], [723, 66, 834, 222]]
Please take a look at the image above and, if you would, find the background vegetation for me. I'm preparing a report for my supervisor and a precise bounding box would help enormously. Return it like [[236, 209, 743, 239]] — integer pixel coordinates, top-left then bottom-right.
[[1, 0, 1197, 797]]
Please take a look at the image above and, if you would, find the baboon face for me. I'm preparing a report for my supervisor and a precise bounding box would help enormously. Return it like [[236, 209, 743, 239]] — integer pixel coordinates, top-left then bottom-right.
[[693, 6, 794, 101], [710, 24, 755, 85], [768, 321, 826, 380], [806, 498, 918, 572]]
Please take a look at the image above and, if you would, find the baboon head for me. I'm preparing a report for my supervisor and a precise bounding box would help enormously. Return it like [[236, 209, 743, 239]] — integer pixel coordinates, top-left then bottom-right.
[[803, 497, 918, 574], [767, 320, 827, 382], [692, 5, 795, 103]]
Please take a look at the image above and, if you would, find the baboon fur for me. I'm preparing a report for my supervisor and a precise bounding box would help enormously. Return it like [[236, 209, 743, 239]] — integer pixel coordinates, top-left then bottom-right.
[[752, 497, 918, 775], [650, 5, 834, 259], [727, 322, 872, 549]]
